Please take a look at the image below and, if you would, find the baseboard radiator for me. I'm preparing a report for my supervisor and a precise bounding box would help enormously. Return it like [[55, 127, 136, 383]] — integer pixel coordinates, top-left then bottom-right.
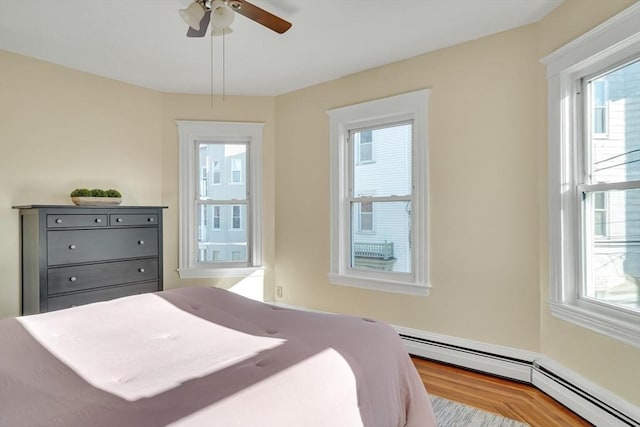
[[397, 327, 639, 427]]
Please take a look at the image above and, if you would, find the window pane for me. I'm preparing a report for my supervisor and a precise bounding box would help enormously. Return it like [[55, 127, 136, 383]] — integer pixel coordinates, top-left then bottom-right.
[[593, 192, 607, 237], [197, 204, 247, 263], [594, 211, 607, 237], [213, 161, 221, 184], [359, 201, 373, 231], [198, 143, 247, 199], [231, 157, 243, 183], [359, 129, 373, 162], [200, 167, 208, 197], [585, 188, 640, 311], [593, 80, 606, 106], [593, 107, 606, 134], [351, 201, 411, 273], [589, 59, 640, 183], [213, 206, 221, 229], [352, 123, 412, 197], [232, 205, 241, 229], [359, 141, 373, 163]]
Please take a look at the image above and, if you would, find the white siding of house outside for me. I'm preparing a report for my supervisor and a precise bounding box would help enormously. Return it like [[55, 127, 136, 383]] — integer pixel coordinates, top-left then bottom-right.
[[352, 123, 412, 272], [198, 143, 248, 262]]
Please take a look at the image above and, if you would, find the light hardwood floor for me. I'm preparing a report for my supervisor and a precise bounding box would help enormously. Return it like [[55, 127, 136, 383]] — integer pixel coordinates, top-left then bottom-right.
[[412, 357, 593, 426]]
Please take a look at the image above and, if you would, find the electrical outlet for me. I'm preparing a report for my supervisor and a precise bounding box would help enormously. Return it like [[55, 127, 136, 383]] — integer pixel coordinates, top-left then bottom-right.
[[276, 286, 283, 298]]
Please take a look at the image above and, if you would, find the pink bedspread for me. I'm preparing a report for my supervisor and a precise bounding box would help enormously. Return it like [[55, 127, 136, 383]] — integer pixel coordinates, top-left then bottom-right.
[[0, 286, 436, 426]]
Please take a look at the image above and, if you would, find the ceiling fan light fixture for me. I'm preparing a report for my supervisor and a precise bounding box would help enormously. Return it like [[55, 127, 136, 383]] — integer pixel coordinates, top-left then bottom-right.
[[210, 0, 235, 30], [211, 26, 233, 36], [183, 0, 292, 37], [179, 2, 206, 30]]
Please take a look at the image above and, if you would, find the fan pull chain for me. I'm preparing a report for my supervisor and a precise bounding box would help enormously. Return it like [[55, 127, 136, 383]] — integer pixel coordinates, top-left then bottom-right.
[[222, 30, 226, 101], [214, 30, 219, 108]]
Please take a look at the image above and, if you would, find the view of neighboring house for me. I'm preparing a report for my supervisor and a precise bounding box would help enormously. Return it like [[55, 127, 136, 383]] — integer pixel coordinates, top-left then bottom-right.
[[197, 142, 248, 263], [351, 123, 413, 273], [588, 59, 639, 310]]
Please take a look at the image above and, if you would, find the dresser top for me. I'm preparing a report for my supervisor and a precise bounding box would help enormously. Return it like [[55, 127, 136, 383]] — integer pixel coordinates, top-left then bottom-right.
[[13, 205, 168, 209]]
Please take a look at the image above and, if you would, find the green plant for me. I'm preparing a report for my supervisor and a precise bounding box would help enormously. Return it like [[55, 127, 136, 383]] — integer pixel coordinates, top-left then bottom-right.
[[70, 188, 121, 198], [70, 188, 91, 197]]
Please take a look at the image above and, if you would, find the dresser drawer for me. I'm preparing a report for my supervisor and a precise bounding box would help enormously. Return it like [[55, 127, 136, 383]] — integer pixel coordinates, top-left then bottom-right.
[[46, 282, 160, 312], [48, 259, 159, 295], [110, 213, 159, 227], [47, 228, 158, 266], [47, 214, 108, 228]]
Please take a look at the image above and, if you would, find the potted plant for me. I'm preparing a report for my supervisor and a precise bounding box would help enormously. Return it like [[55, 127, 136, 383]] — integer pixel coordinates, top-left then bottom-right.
[[70, 188, 122, 206]]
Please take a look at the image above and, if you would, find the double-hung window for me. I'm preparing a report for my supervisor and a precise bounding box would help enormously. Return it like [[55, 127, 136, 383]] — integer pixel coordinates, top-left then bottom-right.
[[581, 62, 640, 313], [177, 121, 263, 278], [543, 4, 640, 347], [328, 90, 430, 295]]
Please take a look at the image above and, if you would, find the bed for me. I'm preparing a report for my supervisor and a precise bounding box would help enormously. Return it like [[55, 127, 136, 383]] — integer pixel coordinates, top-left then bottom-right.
[[0, 286, 436, 427]]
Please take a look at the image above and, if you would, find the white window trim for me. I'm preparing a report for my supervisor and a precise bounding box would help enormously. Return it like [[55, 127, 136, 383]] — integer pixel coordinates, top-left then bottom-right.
[[327, 90, 430, 296], [541, 3, 640, 348], [177, 120, 264, 279]]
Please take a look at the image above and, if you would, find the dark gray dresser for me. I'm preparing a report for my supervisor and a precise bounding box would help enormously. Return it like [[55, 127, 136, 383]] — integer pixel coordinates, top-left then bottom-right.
[[14, 205, 166, 315]]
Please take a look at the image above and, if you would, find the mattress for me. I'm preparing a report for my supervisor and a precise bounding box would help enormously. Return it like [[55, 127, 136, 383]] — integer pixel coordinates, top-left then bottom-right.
[[0, 286, 436, 426]]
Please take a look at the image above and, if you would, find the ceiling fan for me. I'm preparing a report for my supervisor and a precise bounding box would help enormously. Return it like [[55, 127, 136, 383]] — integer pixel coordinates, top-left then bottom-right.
[[180, 0, 292, 37]]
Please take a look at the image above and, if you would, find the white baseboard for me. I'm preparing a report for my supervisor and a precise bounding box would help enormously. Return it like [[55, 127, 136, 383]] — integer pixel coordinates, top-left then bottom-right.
[[532, 356, 640, 427], [395, 325, 639, 427], [395, 325, 535, 382]]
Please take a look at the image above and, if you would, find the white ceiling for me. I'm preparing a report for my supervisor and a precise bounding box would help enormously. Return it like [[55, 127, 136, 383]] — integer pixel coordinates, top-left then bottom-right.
[[0, 0, 563, 96]]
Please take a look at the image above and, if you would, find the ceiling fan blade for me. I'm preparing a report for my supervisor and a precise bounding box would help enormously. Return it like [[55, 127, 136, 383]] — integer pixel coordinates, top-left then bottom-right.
[[187, 10, 211, 37], [229, 0, 292, 34]]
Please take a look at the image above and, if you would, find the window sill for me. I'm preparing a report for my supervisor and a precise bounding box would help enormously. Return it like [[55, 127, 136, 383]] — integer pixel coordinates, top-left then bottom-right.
[[178, 266, 263, 279], [548, 300, 639, 348], [328, 272, 430, 296]]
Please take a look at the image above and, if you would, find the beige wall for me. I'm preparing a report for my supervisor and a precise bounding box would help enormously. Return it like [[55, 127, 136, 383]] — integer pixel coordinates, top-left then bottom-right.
[[275, 24, 542, 350], [0, 50, 163, 317], [0, 0, 638, 407]]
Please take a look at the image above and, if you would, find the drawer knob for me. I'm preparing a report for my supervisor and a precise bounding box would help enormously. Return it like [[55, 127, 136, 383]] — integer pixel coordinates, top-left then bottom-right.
[[116, 218, 123, 223], [148, 217, 155, 223], [138, 240, 145, 245], [69, 244, 76, 250], [55, 218, 63, 224], [138, 268, 145, 273], [95, 218, 102, 223], [69, 276, 77, 282]]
